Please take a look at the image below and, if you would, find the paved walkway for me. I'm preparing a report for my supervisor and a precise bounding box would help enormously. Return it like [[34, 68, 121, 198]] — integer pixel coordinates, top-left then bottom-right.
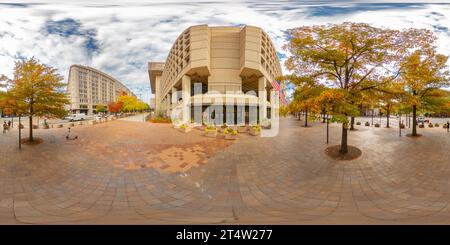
[[0, 117, 449, 224]]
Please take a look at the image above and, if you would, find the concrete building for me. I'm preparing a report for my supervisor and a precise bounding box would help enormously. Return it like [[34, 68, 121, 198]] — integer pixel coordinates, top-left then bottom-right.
[[148, 24, 283, 125], [67, 65, 136, 115]]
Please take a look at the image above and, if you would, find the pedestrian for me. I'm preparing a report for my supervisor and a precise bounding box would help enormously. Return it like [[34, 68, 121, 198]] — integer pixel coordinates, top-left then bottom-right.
[[7, 120, 11, 130], [2, 122, 7, 134]]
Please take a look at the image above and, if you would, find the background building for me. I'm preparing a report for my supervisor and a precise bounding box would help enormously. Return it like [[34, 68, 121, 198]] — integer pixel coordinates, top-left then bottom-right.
[[67, 65, 136, 115], [148, 24, 283, 125]]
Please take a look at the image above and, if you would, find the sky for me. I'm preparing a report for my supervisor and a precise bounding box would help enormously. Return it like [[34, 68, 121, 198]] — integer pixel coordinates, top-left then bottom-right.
[[1, 0, 450, 103]]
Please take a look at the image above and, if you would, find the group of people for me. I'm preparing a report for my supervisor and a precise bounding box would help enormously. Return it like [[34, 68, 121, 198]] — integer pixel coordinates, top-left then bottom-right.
[[2, 120, 12, 134]]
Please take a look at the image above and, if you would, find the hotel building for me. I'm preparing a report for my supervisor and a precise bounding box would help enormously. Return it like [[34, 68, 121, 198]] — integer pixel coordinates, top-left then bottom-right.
[[67, 65, 136, 115], [148, 24, 283, 125]]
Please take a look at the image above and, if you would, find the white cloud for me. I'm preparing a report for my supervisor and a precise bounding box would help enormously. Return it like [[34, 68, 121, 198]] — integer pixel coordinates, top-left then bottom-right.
[[1, 1, 450, 103]]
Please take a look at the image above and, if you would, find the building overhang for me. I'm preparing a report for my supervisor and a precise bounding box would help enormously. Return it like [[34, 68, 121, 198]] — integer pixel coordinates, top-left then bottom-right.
[[148, 62, 164, 94]]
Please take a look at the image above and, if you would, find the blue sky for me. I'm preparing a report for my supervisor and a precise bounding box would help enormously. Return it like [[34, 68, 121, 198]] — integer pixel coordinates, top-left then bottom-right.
[[1, 0, 450, 103]]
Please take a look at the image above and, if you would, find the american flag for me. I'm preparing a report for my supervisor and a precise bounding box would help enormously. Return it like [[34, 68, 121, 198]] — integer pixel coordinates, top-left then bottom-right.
[[271, 80, 288, 105]]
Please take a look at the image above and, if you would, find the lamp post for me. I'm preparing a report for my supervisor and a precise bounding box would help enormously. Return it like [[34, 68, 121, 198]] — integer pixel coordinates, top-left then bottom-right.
[[326, 115, 329, 144], [447, 121, 449, 133], [18, 114, 21, 149], [399, 120, 402, 137]]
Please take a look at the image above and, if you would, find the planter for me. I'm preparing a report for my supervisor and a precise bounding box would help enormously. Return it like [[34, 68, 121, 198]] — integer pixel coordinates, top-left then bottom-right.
[[400, 124, 405, 129], [365, 122, 370, 126], [428, 123, 434, 128], [419, 124, 424, 128], [237, 126, 248, 133], [179, 127, 191, 133], [261, 121, 271, 129], [19, 124, 24, 129], [374, 123, 380, 128], [43, 125, 50, 129], [57, 124, 63, 128], [435, 123, 440, 127], [70, 123, 75, 127], [444, 124, 449, 129], [249, 127, 261, 136], [356, 122, 361, 125], [224, 133, 238, 140], [32, 125, 39, 129], [204, 129, 217, 138]]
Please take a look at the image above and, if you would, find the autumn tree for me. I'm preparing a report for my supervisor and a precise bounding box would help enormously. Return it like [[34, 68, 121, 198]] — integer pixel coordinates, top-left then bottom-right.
[[284, 22, 403, 154], [118, 94, 139, 112], [287, 76, 326, 127], [108, 101, 123, 115], [0, 58, 68, 142], [375, 83, 403, 128], [400, 49, 449, 136]]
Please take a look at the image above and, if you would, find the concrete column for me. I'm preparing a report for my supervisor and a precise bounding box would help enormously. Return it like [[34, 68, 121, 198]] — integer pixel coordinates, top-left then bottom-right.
[[270, 88, 276, 120], [171, 87, 178, 104], [155, 76, 161, 113], [258, 77, 267, 123], [182, 75, 191, 123]]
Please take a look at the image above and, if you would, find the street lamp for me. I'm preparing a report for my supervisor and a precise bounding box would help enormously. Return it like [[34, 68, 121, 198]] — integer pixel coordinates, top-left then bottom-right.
[[326, 114, 331, 144], [18, 114, 21, 149]]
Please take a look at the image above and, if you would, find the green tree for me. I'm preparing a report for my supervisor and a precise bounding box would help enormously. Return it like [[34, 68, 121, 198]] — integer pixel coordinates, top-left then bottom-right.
[[0, 57, 69, 142], [95, 104, 107, 114], [284, 22, 403, 154]]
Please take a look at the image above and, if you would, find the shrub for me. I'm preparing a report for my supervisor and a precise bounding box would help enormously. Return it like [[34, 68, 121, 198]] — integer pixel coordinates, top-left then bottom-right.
[[428, 123, 434, 128], [180, 124, 188, 129], [356, 122, 361, 125], [374, 123, 380, 127], [150, 117, 172, 123], [435, 123, 439, 127], [365, 122, 370, 126]]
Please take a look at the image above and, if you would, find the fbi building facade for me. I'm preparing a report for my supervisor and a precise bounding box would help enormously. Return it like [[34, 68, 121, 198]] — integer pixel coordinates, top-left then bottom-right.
[[149, 25, 283, 125]]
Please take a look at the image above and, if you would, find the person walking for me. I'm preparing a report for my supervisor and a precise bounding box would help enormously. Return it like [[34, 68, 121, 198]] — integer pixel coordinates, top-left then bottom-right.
[[7, 120, 11, 130], [2, 122, 7, 134]]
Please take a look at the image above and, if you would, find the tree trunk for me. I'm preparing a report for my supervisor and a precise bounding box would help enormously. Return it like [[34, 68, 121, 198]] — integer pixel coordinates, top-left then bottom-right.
[[29, 115, 33, 142], [386, 106, 390, 128], [304, 108, 308, 127], [350, 116, 355, 130], [322, 109, 326, 123], [340, 123, 348, 154], [412, 105, 417, 136], [371, 109, 374, 125]]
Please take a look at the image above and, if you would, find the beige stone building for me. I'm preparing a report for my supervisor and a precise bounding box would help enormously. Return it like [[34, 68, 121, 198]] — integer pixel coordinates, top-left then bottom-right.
[[67, 65, 136, 115], [148, 24, 283, 125]]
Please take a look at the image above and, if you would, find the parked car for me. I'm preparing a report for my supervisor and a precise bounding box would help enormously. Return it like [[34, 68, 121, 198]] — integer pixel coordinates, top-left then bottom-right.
[[65, 113, 87, 122], [417, 116, 425, 124]]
